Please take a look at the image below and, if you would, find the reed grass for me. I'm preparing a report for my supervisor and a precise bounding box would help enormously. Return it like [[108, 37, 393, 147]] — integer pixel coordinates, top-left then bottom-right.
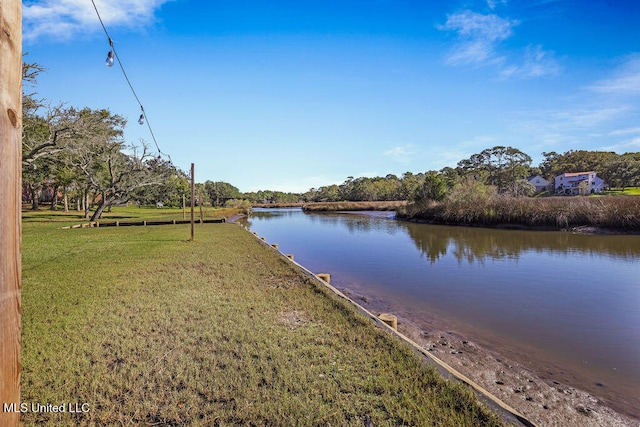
[[302, 201, 407, 212], [21, 209, 504, 426], [252, 202, 304, 208], [399, 195, 640, 231]]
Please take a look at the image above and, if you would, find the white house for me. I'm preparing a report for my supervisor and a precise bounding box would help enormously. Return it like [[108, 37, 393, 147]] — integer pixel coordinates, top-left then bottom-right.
[[526, 175, 551, 193], [554, 171, 605, 195]]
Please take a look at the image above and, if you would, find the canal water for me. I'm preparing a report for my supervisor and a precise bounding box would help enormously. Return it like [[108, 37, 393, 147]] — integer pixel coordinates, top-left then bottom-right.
[[240, 208, 640, 417]]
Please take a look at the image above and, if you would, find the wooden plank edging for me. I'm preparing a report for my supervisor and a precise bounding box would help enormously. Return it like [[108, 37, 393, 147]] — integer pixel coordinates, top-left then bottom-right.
[[61, 218, 226, 229]]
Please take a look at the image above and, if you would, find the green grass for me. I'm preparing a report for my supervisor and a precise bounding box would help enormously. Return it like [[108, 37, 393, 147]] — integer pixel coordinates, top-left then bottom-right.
[[21, 205, 241, 226], [21, 209, 504, 426], [601, 187, 640, 196]]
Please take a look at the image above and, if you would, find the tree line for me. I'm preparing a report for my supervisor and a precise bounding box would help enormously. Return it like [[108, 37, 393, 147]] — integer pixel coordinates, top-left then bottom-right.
[[242, 144, 640, 205], [302, 147, 640, 204]]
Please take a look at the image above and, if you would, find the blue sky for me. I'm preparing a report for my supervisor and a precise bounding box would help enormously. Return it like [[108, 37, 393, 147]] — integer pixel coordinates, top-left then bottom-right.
[[22, 0, 640, 192]]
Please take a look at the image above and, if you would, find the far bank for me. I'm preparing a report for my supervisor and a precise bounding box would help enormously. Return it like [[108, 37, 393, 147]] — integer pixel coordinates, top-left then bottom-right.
[[397, 195, 640, 234], [252, 196, 640, 234]]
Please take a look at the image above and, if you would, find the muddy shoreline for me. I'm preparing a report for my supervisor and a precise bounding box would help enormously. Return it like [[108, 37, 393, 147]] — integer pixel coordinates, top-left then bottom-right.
[[341, 288, 639, 426]]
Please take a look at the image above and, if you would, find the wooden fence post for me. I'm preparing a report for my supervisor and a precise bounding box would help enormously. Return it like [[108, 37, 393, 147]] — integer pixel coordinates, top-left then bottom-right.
[[0, 1, 23, 424], [190, 163, 195, 241]]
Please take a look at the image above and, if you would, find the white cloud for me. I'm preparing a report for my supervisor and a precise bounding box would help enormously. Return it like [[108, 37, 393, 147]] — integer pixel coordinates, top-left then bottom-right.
[[23, 0, 173, 41], [556, 107, 631, 129], [589, 55, 640, 95], [500, 45, 562, 79], [447, 40, 505, 66], [601, 136, 640, 152], [609, 127, 640, 136], [383, 145, 415, 165], [510, 104, 635, 155], [602, 127, 640, 152], [520, 106, 631, 135], [441, 10, 515, 41], [439, 10, 517, 67], [487, 0, 507, 10], [439, 9, 563, 80]]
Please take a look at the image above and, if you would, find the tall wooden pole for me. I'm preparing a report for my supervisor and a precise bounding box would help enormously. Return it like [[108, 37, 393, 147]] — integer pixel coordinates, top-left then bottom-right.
[[0, 0, 22, 424], [190, 163, 195, 241]]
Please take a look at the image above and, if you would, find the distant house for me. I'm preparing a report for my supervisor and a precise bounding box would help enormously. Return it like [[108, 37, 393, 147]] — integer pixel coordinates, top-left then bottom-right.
[[554, 172, 605, 195], [526, 175, 550, 193]]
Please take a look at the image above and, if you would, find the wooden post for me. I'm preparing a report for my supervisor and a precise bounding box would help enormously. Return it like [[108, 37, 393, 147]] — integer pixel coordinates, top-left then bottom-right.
[[182, 194, 186, 220], [378, 313, 398, 330], [190, 163, 195, 241], [317, 273, 331, 284], [0, 1, 22, 424]]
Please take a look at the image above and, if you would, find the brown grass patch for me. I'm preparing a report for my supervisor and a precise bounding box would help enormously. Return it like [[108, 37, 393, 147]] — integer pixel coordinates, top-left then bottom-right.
[[400, 195, 640, 232]]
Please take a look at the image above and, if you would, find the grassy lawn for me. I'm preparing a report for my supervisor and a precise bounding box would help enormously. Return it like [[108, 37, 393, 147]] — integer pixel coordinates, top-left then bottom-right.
[[21, 205, 242, 225], [601, 187, 640, 196], [21, 209, 504, 426]]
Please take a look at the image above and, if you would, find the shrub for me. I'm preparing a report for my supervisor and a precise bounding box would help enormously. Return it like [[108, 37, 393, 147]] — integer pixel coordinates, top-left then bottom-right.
[[224, 198, 252, 214]]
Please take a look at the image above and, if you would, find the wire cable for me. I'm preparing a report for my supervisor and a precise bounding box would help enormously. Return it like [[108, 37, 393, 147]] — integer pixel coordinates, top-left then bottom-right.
[[90, 0, 170, 161]]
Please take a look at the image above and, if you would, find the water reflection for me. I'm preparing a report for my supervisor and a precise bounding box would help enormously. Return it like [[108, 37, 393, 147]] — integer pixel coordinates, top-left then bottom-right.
[[399, 221, 640, 265], [249, 208, 298, 220], [302, 212, 401, 235], [249, 208, 640, 266]]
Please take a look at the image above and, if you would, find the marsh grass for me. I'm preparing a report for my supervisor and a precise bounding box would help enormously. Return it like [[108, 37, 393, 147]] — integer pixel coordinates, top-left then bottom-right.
[[21, 210, 503, 426], [302, 201, 407, 212], [400, 195, 640, 231]]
